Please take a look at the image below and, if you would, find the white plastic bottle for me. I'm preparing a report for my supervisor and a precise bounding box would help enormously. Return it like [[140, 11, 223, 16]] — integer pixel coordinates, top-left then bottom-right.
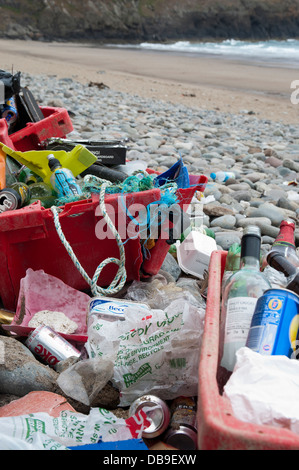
[[210, 171, 235, 183]]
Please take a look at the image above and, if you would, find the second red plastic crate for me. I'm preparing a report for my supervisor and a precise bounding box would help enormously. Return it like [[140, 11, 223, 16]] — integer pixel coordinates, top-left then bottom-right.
[[197, 250, 299, 450], [0, 106, 73, 152]]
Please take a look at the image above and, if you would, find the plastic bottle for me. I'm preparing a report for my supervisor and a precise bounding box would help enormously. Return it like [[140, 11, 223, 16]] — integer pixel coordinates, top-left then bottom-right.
[[47, 154, 82, 198], [220, 226, 271, 372], [210, 171, 235, 183]]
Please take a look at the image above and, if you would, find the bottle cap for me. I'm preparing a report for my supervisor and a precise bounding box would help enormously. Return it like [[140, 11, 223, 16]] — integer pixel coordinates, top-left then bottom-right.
[[47, 154, 62, 171], [210, 172, 216, 180]]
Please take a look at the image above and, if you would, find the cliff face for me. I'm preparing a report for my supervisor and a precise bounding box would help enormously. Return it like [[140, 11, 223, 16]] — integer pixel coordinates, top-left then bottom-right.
[[0, 0, 298, 42]]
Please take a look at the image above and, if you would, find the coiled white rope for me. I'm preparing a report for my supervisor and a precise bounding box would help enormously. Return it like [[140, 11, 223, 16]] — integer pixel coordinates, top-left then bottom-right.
[[51, 180, 127, 297]]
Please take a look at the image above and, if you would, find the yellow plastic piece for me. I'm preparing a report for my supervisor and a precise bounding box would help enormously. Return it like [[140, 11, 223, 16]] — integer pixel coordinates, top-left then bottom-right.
[[0, 143, 97, 186]]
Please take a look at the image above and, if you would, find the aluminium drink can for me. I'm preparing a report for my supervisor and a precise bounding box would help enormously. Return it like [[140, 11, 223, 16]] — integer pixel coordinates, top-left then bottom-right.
[[246, 288, 299, 358], [129, 395, 171, 439], [2, 96, 18, 128], [164, 396, 198, 450], [25, 325, 81, 370]]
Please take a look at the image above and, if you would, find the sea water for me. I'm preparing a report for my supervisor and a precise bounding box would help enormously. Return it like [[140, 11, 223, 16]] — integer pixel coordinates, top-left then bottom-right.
[[110, 38, 299, 67]]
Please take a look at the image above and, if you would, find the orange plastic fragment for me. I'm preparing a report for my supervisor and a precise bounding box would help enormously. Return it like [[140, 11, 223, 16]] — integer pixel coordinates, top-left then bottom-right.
[[0, 391, 76, 418]]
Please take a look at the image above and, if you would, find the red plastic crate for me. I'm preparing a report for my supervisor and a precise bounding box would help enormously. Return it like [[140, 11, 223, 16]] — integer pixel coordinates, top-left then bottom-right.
[[0, 189, 163, 311], [0, 167, 207, 311], [197, 250, 299, 450], [0, 106, 73, 152], [141, 171, 208, 276]]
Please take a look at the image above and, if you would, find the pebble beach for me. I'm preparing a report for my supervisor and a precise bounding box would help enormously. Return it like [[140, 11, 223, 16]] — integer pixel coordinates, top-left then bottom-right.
[[17, 52, 299, 256]]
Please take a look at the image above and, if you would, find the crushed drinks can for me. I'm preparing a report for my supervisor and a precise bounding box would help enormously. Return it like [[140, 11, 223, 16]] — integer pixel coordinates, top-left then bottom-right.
[[164, 396, 198, 450], [128, 395, 171, 439], [246, 288, 299, 358], [88, 296, 149, 322], [25, 325, 81, 370], [2, 96, 18, 128]]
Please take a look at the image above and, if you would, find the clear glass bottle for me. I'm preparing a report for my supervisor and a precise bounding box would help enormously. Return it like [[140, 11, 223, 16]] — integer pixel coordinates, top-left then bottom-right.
[[221, 242, 241, 296], [220, 226, 271, 372]]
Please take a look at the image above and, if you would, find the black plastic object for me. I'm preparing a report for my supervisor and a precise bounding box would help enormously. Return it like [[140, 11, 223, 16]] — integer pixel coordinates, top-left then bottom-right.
[[45, 138, 127, 166], [80, 163, 127, 184], [0, 70, 21, 101]]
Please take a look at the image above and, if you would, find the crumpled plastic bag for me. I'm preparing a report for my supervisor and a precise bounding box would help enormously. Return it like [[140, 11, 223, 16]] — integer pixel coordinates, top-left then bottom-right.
[[86, 299, 205, 407], [224, 347, 299, 435], [125, 273, 206, 311], [57, 357, 114, 406], [0, 407, 151, 450], [262, 265, 287, 289]]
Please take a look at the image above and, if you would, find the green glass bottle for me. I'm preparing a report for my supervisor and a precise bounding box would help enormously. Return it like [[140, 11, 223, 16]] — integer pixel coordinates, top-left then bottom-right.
[[9, 182, 31, 206], [18, 167, 42, 186], [29, 182, 57, 208]]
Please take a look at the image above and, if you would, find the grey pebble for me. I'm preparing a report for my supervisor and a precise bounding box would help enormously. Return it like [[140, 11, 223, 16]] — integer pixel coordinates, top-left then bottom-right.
[[0, 336, 57, 397]]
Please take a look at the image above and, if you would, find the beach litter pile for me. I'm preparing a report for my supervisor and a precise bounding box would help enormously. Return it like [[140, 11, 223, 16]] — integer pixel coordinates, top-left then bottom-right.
[[1, 68, 299, 450]]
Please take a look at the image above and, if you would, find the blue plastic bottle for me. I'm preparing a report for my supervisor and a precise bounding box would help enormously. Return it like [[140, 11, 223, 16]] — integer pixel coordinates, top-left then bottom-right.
[[47, 154, 82, 198], [210, 171, 235, 183]]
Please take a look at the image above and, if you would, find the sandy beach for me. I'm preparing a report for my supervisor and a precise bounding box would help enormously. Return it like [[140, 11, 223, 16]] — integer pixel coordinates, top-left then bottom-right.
[[0, 38, 298, 124]]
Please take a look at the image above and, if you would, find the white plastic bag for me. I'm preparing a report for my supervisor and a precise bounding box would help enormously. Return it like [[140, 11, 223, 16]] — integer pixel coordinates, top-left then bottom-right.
[[57, 357, 114, 406], [224, 347, 299, 435], [86, 299, 205, 406], [0, 407, 151, 450]]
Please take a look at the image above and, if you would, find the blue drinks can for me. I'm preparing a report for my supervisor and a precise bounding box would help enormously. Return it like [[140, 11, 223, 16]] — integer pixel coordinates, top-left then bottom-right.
[[246, 288, 299, 358], [2, 96, 18, 128]]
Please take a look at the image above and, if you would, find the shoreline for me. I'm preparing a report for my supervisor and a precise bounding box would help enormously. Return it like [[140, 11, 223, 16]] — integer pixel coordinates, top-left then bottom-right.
[[0, 38, 298, 124]]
